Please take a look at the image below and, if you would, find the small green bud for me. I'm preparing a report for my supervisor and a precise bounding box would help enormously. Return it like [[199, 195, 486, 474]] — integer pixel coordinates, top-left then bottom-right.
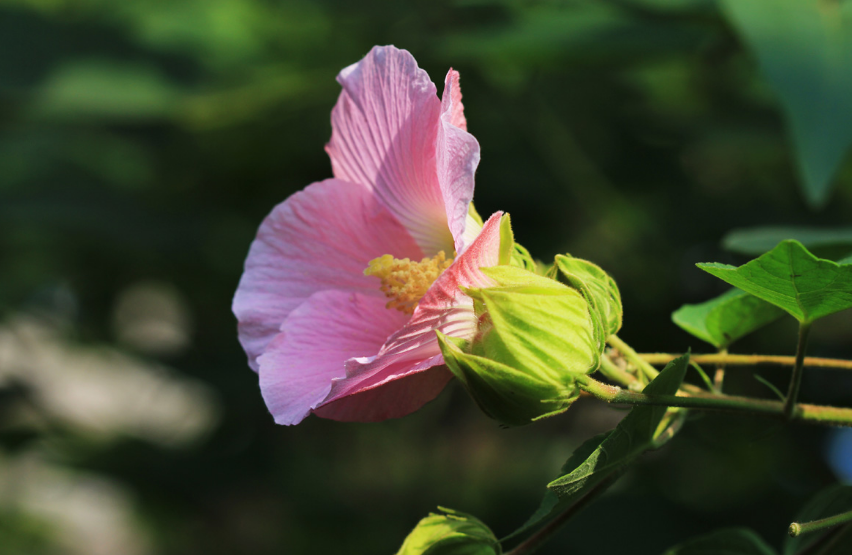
[[395, 507, 501, 555], [550, 254, 623, 338], [439, 266, 602, 426]]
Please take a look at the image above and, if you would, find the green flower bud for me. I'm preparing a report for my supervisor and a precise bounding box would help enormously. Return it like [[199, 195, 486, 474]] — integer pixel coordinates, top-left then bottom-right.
[[395, 507, 501, 555], [550, 254, 623, 339], [439, 266, 602, 426]]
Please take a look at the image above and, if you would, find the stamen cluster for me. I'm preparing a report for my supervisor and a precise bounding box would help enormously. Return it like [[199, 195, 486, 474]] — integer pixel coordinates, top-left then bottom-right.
[[364, 251, 453, 314]]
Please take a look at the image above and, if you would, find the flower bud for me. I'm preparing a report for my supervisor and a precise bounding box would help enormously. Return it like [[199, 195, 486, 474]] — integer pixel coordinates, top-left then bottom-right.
[[550, 254, 622, 339], [395, 507, 500, 555], [439, 266, 602, 426]]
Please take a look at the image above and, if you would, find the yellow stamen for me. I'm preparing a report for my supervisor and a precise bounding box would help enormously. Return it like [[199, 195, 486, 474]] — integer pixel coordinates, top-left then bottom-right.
[[364, 251, 453, 314]]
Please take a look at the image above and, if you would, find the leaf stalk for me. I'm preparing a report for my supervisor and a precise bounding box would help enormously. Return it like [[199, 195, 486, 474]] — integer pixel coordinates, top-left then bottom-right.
[[575, 375, 852, 427], [789, 509, 852, 537], [784, 322, 812, 420]]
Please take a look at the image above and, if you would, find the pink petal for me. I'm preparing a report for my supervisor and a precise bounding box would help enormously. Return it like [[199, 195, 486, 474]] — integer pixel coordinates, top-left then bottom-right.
[[258, 291, 409, 425], [313, 364, 453, 423], [326, 46, 450, 255], [326, 46, 480, 257], [317, 212, 505, 418], [233, 178, 422, 371], [442, 69, 467, 131], [439, 68, 481, 254]]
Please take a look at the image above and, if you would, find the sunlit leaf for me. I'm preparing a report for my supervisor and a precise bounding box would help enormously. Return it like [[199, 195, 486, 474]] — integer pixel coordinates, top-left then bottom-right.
[[698, 240, 852, 324], [672, 288, 784, 349], [663, 528, 778, 555], [721, 0, 852, 208], [396, 507, 501, 555]]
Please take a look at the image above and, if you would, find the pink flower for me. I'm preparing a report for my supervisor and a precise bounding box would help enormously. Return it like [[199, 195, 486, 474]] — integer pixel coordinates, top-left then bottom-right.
[[233, 46, 507, 424]]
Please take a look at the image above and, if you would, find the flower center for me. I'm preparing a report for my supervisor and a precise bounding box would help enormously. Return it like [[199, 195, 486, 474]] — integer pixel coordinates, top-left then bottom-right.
[[364, 251, 453, 314]]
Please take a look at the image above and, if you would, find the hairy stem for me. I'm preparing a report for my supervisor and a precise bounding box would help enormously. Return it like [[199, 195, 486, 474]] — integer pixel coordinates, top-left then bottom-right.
[[639, 353, 852, 370], [714, 348, 727, 393], [784, 323, 812, 420], [790, 509, 852, 537], [575, 375, 852, 427], [607, 334, 659, 381], [599, 355, 642, 389]]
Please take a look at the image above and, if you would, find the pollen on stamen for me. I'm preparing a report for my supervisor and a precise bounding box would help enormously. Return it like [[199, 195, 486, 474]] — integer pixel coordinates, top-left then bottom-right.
[[364, 251, 453, 314]]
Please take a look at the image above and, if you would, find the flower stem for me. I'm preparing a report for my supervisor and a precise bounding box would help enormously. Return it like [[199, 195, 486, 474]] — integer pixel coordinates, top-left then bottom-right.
[[599, 354, 642, 389], [789, 509, 852, 537], [607, 334, 659, 381], [784, 322, 812, 420], [714, 348, 727, 393], [575, 375, 852, 427], [639, 353, 852, 370], [504, 473, 619, 555]]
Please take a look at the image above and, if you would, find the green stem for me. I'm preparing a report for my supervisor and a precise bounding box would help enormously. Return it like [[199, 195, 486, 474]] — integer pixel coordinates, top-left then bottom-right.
[[599, 355, 642, 389], [784, 322, 812, 420], [504, 473, 618, 555], [790, 509, 852, 537], [607, 334, 659, 381], [575, 375, 852, 427], [714, 348, 727, 393], [639, 353, 852, 370]]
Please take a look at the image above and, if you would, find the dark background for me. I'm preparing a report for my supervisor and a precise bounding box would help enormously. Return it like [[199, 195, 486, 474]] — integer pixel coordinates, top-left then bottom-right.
[[1, 0, 851, 553]]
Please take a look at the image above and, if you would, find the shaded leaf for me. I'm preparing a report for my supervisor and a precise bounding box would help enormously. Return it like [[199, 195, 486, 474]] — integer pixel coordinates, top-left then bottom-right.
[[721, 0, 852, 208], [663, 528, 777, 555], [724, 227, 852, 258], [672, 288, 784, 349], [31, 60, 179, 121], [698, 240, 852, 324]]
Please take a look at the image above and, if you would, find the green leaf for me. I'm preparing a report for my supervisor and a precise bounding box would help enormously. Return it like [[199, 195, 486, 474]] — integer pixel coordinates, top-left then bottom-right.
[[784, 485, 852, 555], [697, 240, 852, 324], [724, 227, 852, 258], [672, 288, 784, 349], [721, 0, 852, 208], [663, 528, 778, 555], [503, 354, 689, 540], [396, 507, 501, 555]]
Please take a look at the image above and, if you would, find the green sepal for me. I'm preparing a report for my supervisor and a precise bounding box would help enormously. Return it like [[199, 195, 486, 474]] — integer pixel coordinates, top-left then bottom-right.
[[469, 266, 601, 380], [498, 213, 515, 266], [395, 507, 501, 555], [510, 242, 537, 272], [438, 333, 577, 427], [551, 254, 623, 337], [443, 266, 600, 426]]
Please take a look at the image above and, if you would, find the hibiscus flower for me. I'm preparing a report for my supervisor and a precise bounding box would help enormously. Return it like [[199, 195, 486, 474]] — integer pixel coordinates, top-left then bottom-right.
[[233, 45, 509, 424]]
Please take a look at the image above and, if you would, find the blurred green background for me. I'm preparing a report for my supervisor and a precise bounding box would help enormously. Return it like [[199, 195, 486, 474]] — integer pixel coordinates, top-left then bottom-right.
[[2, 0, 852, 553]]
